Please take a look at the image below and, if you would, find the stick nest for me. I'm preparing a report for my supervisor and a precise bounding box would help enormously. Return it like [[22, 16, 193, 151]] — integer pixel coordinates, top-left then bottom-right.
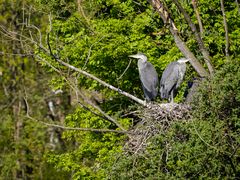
[[125, 103, 191, 154]]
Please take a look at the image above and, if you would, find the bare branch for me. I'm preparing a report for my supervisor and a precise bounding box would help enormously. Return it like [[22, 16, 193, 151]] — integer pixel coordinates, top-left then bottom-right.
[[0, 51, 33, 57], [76, 0, 95, 33], [148, 0, 209, 77], [71, 81, 127, 131], [89, 101, 126, 130], [192, 0, 204, 34], [0, 25, 49, 52], [26, 115, 130, 134], [117, 58, 133, 80], [23, 96, 130, 134], [27, 24, 43, 46], [172, 0, 214, 76], [236, 0, 240, 14], [77, 0, 90, 24], [78, 101, 106, 119], [35, 55, 62, 74], [220, 0, 230, 60], [83, 35, 106, 69]]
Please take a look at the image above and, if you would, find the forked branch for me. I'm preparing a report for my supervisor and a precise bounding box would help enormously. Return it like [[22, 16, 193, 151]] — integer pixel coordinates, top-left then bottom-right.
[[148, 0, 209, 77], [172, 0, 214, 76]]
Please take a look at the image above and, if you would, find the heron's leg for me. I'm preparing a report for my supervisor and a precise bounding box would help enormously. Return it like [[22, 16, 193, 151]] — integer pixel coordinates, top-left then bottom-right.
[[170, 90, 174, 103], [143, 99, 147, 106]]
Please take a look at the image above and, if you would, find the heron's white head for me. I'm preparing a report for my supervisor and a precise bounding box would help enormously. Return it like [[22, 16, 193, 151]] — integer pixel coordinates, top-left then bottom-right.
[[177, 58, 190, 64], [129, 53, 147, 63]]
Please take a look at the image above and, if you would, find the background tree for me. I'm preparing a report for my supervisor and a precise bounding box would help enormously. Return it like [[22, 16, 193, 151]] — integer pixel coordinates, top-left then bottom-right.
[[0, 0, 70, 178]]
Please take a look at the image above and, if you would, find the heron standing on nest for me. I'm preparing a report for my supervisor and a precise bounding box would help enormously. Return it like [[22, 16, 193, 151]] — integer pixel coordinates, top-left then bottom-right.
[[129, 53, 159, 102], [160, 58, 190, 103]]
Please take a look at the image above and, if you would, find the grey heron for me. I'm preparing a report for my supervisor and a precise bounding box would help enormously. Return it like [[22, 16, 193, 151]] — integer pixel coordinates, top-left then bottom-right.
[[129, 53, 159, 101], [160, 58, 190, 103]]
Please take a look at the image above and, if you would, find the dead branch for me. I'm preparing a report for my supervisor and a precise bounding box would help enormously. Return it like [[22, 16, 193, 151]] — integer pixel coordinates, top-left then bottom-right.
[[235, 0, 240, 14], [26, 115, 130, 134], [69, 79, 127, 131], [87, 101, 126, 131], [172, 0, 214, 76], [117, 58, 133, 80], [220, 0, 230, 60], [148, 0, 209, 78], [192, 0, 204, 34], [23, 96, 130, 134], [77, 0, 89, 24], [83, 35, 106, 69]]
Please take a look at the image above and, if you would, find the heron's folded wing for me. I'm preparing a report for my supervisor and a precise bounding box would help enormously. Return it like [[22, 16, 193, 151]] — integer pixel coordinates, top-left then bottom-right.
[[139, 63, 159, 93], [160, 62, 179, 91]]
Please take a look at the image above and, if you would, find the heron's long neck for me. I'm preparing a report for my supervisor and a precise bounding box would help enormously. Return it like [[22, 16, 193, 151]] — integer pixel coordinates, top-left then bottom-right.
[[138, 59, 147, 70]]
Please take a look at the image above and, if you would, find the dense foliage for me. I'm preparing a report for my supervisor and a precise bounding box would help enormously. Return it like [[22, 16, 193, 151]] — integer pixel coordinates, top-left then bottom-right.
[[0, 0, 240, 179]]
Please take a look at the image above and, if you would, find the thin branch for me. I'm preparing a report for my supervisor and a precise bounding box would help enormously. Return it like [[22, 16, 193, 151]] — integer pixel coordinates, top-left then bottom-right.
[[26, 115, 130, 134], [235, 0, 240, 14], [192, 0, 204, 35], [117, 58, 133, 80], [121, 110, 141, 118], [23, 96, 130, 134], [77, 0, 90, 26], [76, 92, 127, 131], [191, 118, 232, 156], [78, 101, 106, 119], [220, 0, 230, 60], [88, 101, 126, 131], [83, 35, 106, 69], [27, 24, 43, 46], [35, 55, 62, 74], [0, 97, 17, 110], [0, 51, 33, 57], [0, 25, 49, 52]]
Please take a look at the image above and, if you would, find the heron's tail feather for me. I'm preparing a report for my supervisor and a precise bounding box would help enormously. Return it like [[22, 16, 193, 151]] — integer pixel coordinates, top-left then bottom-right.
[[160, 86, 169, 99]]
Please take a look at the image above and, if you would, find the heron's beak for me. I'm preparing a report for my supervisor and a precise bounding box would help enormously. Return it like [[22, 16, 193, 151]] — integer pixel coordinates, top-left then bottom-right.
[[128, 54, 139, 59], [183, 58, 190, 63]]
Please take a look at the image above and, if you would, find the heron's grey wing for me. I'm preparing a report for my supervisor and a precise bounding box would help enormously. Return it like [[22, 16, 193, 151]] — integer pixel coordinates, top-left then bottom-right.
[[141, 83, 153, 101], [160, 62, 179, 98], [139, 62, 159, 98]]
